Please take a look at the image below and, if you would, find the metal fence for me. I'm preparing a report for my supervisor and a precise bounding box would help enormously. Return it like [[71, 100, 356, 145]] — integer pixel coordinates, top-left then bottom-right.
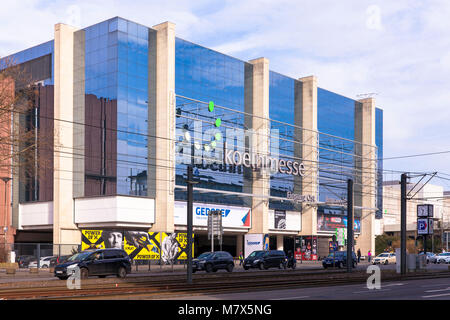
[[0, 243, 81, 268]]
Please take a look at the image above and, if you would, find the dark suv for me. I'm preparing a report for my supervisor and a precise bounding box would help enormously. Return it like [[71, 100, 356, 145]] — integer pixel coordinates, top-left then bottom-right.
[[243, 250, 287, 270], [192, 251, 234, 273], [54, 249, 131, 280], [322, 251, 357, 269]]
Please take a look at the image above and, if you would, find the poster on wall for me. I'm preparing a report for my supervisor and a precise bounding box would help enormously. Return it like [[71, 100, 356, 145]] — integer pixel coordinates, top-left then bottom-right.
[[81, 230, 124, 250], [160, 232, 194, 264], [274, 210, 286, 230], [296, 236, 318, 261], [81, 230, 193, 262], [123, 231, 161, 260], [244, 234, 263, 258]]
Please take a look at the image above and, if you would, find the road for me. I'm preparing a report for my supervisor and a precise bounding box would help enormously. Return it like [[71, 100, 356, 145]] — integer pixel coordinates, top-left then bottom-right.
[[163, 276, 450, 300]]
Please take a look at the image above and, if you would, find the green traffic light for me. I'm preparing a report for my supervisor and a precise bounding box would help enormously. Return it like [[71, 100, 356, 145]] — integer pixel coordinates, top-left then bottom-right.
[[208, 101, 214, 112], [215, 118, 221, 127]]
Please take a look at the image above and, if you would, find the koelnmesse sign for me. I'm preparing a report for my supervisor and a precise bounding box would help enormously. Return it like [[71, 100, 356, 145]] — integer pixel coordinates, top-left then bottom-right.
[[223, 144, 306, 177]]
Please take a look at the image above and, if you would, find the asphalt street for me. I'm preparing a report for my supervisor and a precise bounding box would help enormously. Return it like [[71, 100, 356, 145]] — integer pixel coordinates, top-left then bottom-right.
[[164, 276, 450, 300]]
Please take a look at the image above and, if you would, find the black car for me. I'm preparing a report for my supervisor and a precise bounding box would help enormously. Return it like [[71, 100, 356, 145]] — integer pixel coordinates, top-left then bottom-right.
[[322, 251, 357, 269], [192, 251, 234, 273], [54, 249, 131, 280], [243, 250, 287, 270]]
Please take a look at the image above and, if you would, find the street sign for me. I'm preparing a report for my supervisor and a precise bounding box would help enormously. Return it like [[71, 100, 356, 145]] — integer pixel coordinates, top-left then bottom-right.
[[417, 218, 434, 235], [417, 204, 433, 218]]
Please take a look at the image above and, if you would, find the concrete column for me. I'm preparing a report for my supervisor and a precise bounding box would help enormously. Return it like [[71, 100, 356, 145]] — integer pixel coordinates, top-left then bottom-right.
[[245, 58, 270, 235], [297, 76, 318, 236], [355, 98, 376, 256], [148, 22, 176, 233], [73, 29, 85, 198], [53, 23, 81, 246], [276, 235, 284, 250]]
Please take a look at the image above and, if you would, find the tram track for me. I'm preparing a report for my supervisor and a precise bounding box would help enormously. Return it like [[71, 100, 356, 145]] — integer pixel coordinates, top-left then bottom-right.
[[1, 269, 449, 300]]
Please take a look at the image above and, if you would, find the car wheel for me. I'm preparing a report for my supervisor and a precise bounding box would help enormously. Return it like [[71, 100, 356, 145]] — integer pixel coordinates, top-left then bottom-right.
[[213, 268, 218, 272], [259, 263, 264, 270], [205, 264, 213, 273], [292, 263, 296, 270], [98, 275, 106, 278], [57, 276, 69, 280], [385, 260, 389, 265], [338, 262, 342, 269], [243, 266, 249, 270], [192, 269, 197, 273], [42, 264, 48, 268], [226, 264, 234, 272], [80, 268, 89, 279], [117, 266, 127, 278]]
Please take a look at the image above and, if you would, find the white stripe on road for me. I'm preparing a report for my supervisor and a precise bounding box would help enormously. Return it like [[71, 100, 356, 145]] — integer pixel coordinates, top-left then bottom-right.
[[423, 292, 450, 299], [424, 287, 450, 293], [382, 283, 404, 287], [352, 289, 391, 294]]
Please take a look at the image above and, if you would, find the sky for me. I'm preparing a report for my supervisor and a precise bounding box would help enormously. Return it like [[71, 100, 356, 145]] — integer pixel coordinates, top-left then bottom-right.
[[1, 0, 450, 189]]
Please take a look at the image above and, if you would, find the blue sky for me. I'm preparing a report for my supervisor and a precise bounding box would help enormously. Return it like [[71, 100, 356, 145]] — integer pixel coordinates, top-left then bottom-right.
[[2, 0, 450, 189]]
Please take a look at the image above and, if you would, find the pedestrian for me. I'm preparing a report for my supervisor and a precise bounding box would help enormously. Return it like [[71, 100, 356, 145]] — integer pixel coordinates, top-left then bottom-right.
[[368, 250, 372, 263], [357, 248, 361, 263], [239, 251, 244, 266]]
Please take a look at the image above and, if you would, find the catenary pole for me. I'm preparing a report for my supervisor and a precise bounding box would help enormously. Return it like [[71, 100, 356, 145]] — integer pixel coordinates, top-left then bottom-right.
[[346, 179, 354, 273], [400, 173, 407, 274]]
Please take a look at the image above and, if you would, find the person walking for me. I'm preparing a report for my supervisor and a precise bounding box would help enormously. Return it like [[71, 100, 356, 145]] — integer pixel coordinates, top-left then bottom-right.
[[357, 248, 361, 263], [239, 251, 244, 266], [368, 250, 372, 263]]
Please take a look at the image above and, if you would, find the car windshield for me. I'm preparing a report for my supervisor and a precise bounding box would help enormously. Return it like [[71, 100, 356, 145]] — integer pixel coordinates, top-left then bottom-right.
[[378, 253, 389, 257], [248, 251, 265, 258], [66, 252, 93, 262], [197, 252, 213, 259]]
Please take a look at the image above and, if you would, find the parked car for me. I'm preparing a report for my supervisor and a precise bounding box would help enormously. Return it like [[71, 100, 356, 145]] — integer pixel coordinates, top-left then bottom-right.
[[372, 252, 396, 265], [322, 251, 357, 269], [192, 251, 234, 273], [49, 255, 72, 267], [436, 252, 450, 264], [17, 255, 34, 268], [418, 252, 435, 264], [243, 250, 287, 270], [29, 256, 54, 268], [54, 249, 131, 280]]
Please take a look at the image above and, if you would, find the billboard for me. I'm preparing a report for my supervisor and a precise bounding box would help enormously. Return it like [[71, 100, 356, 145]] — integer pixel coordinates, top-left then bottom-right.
[[317, 209, 361, 233], [81, 230, 193, 261], [274, 210, 286, 230], [174, 201, 251, 229]]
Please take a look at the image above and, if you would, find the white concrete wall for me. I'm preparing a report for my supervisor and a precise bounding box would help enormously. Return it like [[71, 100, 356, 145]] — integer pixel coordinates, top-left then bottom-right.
[[74, 196, 155, 228], [19, 202, 53, 229]]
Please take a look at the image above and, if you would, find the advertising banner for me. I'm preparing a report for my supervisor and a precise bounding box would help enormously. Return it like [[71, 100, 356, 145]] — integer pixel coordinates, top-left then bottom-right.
[[317, 212, 361, 233], [123, 231, 161, 260], [274, 210, 286, 230], [244, 234, 263, 258], [81, 230, 193, 261], [174, 201, 251, 229], [298, 236, 318, 261], [160, 232, 194, 263], [81, 230, 124, 250]]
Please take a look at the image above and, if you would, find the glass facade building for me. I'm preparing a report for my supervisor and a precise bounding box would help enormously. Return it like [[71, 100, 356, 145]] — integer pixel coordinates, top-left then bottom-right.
[[3, 17, 383, 257]]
